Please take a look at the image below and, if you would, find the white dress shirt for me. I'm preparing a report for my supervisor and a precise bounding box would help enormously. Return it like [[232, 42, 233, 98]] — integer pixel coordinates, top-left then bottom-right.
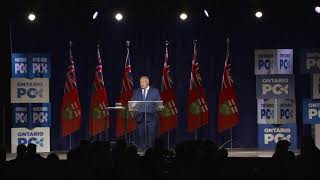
[[142, 86, 150, 100]]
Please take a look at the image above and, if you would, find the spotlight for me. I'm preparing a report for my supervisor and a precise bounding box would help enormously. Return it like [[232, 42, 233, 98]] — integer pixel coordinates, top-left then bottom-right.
[[255, 11, 263, 19], [93, 11, 98, 19], [180, 13, 188, 21], [315, 6, 320, 14], [28, 13, 36, 21], [204, 10, 209, 18], [115, 13, 123, 21]]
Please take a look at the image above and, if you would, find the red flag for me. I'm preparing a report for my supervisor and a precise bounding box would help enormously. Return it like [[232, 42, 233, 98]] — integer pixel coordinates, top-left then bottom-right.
[[187, 41, 209, 132], [61, 44, 82, 137], [89, 46, 110, 136], [159, 42, 178, 134], [217, 38, 240, 133], [115, 43, 136, 137]]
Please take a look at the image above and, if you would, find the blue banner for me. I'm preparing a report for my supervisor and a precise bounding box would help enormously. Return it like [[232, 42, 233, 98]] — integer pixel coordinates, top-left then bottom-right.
[[276, 49, 293, 74], [257, 99, 276, 124], [256, 75, 295, 99], [12, 103, 51, 128], [312, 74, 320, 99], [12, 53, 51, 78], [11, 127, 50, 153], [30, 103, 51, 127], [255, 49, 277, 75], [11, 78, 50, 103], [255, 49, 293, 75], [303, 99, 320, 124], [277, 99, 296, 124], [257, 99, 296, 124], [11, 54, 28, 78], [258, 124, 297, 149], [300, 48, 320, 74], [12, 104, 29, 128]]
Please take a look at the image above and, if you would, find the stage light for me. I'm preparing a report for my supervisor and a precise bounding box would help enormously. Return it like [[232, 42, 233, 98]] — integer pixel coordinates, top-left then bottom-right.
[[255, 11, 263, 19], [315, 6, 320, 14], [204, 10, 209, 17], [93, 11, 98, 19], [115, 13, 123, 21], [28, 13, 36, 21], [180, 13, 188, 21]]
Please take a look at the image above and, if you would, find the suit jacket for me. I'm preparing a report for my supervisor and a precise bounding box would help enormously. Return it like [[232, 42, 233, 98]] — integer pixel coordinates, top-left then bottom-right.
[[131, 87, 161, 113]]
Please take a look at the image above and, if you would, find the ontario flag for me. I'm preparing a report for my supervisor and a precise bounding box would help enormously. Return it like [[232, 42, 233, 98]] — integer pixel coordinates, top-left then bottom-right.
[[60, 44, 82, 137], [115, 43, 136, 137], [187, 41, 209, 132], [89, 46, 109, 136], [159, 42, 178, 135], [217, 38, 240, 133]]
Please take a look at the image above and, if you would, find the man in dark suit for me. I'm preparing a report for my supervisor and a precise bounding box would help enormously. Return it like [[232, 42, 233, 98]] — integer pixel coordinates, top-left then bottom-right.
[[132, 76, 161, 150]]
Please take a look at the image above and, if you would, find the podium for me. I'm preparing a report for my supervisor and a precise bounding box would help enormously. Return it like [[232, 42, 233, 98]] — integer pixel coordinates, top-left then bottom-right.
[[128, 100, 163, 149]]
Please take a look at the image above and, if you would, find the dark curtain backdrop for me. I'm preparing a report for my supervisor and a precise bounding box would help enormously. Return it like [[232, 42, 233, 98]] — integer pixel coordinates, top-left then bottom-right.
[[1, 0, 320, 150]]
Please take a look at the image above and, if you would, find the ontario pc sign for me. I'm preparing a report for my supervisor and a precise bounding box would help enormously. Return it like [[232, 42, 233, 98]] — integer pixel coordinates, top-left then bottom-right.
[[277, 99, 296, 124], [257, 99, 276, 124], [300, 48, 320, 74], [258, 124, 297, 149], [303, 99, 320, 124], [257, 99, 296, 124], [31, 103, 51, 127], [256, 75, 295, 99], [12, 53, 51, 78], [312, 74, 320, 99], [12, 103, 51, 128], [11, 127, 50, 153], [12, 104, 28, 127], [11, 78, 49, 103], [255, 49, 293, 75]]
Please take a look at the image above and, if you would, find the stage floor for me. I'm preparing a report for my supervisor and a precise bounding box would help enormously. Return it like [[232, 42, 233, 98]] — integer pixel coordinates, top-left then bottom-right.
[[6, 149, 301, 160]]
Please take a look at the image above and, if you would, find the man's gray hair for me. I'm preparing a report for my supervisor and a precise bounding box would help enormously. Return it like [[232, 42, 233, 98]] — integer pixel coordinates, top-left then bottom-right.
[[140, 76, 149, 81]]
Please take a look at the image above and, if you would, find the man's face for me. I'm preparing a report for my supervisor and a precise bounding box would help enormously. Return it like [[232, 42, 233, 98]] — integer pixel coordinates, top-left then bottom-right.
[[140, 77, 149, 89]]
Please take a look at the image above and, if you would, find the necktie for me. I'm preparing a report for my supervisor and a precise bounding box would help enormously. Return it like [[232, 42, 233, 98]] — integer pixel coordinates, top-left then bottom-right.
[[143, 89, 146, 100]]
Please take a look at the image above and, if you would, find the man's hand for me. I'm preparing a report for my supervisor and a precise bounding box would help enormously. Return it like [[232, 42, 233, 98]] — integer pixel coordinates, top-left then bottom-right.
[[157, 105, 165, 111]]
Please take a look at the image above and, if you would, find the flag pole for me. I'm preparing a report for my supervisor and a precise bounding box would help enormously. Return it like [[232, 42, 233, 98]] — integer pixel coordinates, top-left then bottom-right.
[[69, 133, 72, 150], [220, 38, 232, 147], [193, 40, 198, 141], [165, 40, 171, 149], [220, 38, 229, 91], [167, 130, 170, 150], [68, 41, 73, 151], [125, 115, 128, 143], [230, 127, 233, 149], [123, 110, 127, 143], [105, 110, 108, 141], [125, 41, 130, 144], [200, 103, 203, 140], [104, 109, 109, 141], [226, 38, 233, 149], [193, 40, 203, 139], [105, 109, 108, 141], [195, 129, 198, 140], [90, 116, 92, 139], [105, 128, 108, 141]]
